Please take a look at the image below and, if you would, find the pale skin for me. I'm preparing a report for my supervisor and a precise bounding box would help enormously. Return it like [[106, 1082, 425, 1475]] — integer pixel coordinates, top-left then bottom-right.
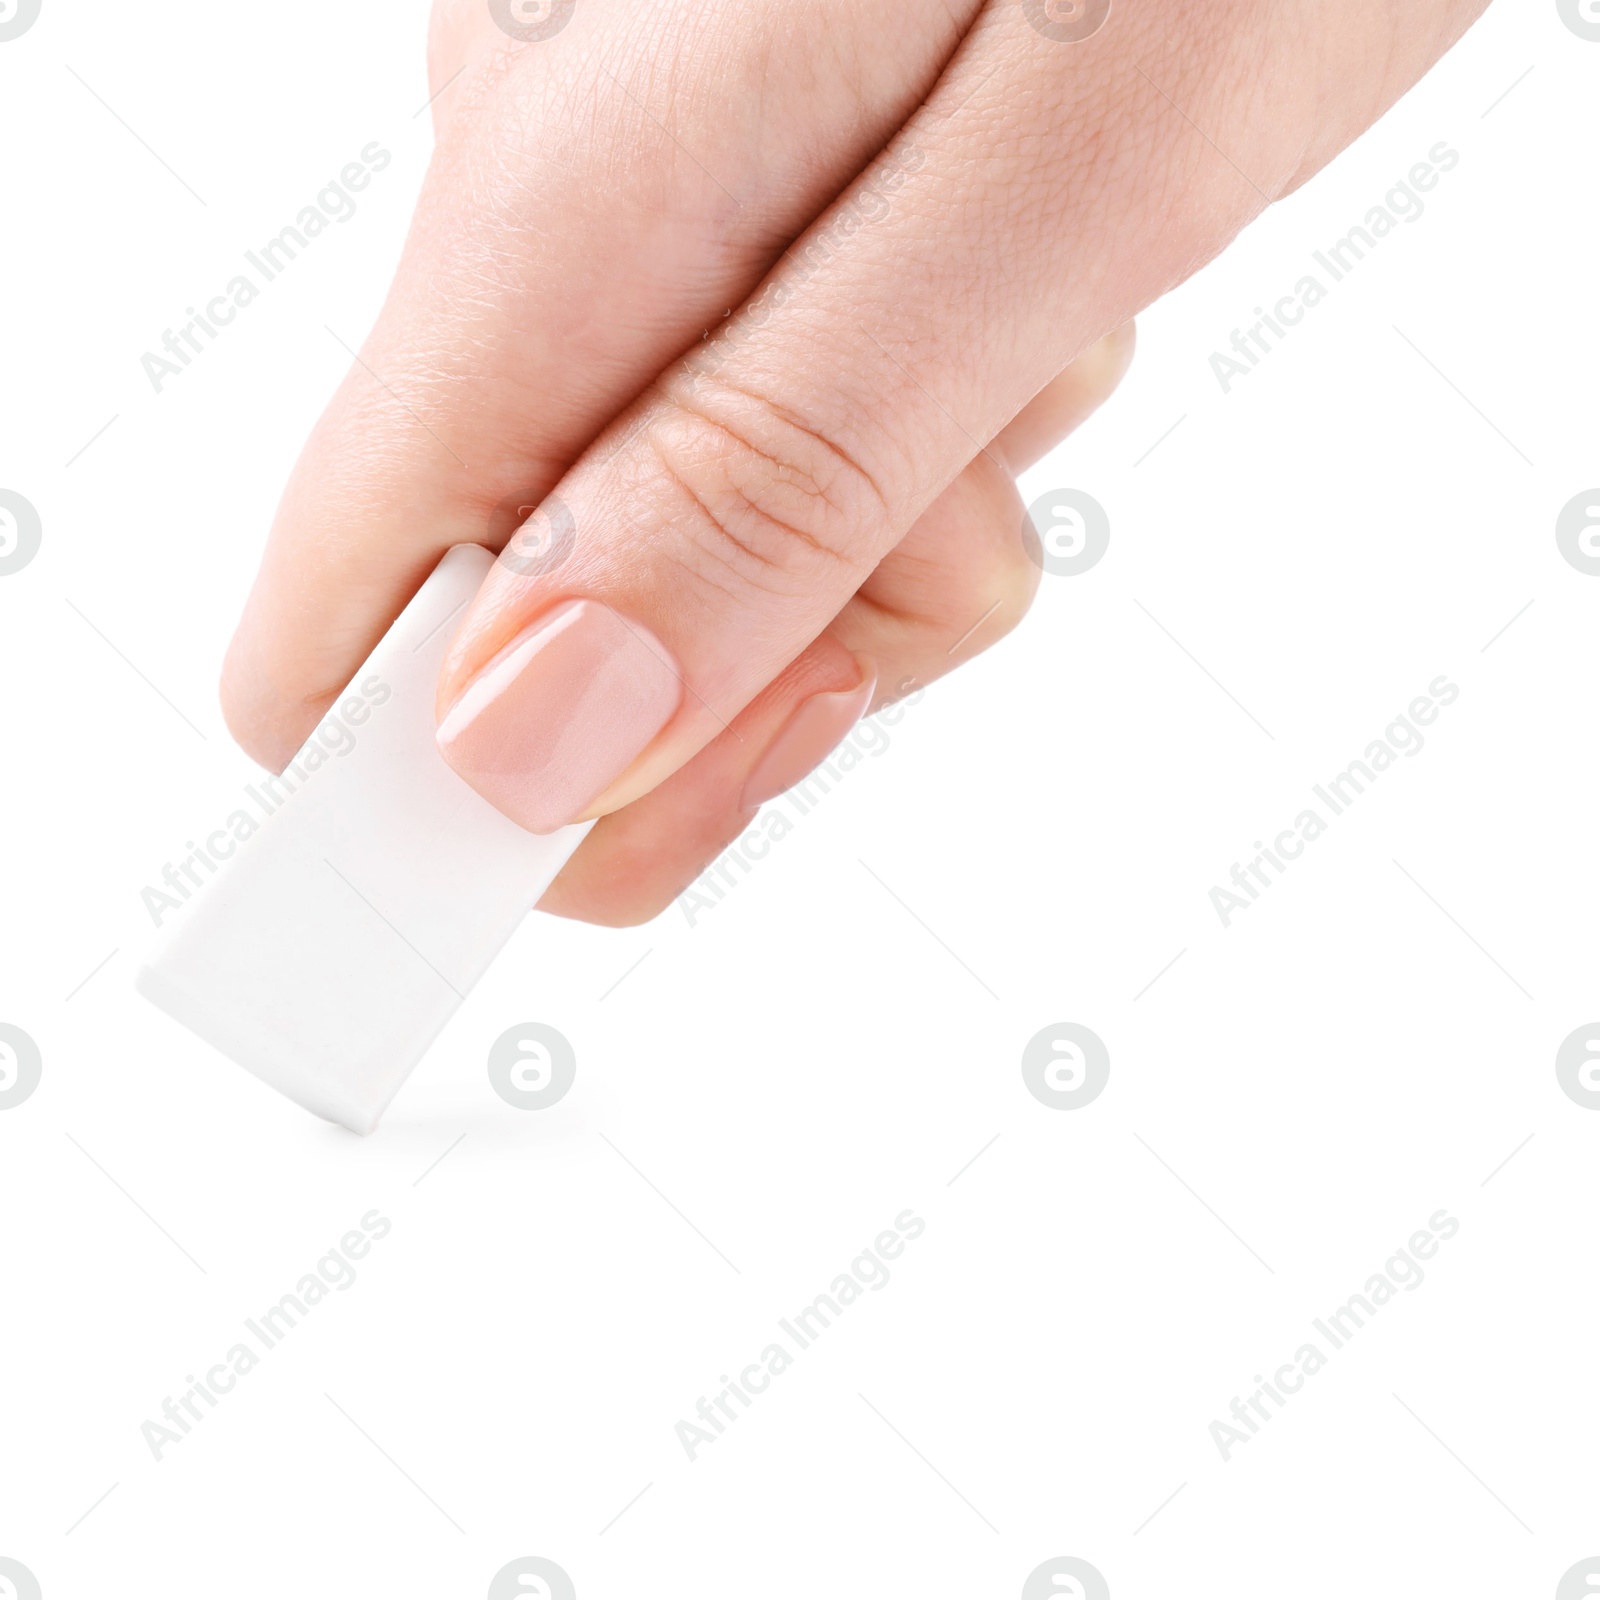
[[221, 0, 1492, 924]]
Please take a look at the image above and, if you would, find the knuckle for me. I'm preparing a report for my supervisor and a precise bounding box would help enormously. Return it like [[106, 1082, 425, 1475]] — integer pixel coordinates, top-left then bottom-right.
[[645, 376, 893, 596], [891, 466, 1040, 661], [950, 457, 1040, 592], [952, 553, 1038, 657], [980, 487, 1044, 630]]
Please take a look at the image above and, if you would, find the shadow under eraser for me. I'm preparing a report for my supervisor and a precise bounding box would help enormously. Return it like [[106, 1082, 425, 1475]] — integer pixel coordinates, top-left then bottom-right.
[[137, 545, 591, 1134]]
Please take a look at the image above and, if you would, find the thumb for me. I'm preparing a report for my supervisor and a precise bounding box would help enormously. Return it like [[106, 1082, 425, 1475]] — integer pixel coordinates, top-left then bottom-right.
[[431, 364, 897, 833]]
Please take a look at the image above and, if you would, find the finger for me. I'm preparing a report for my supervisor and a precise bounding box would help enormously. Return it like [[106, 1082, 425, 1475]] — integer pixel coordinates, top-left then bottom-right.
[[536, 633, 870, 924], [835, 323, 1136, 687], [538, 321, 1136, 925], [992, 322, 1135, 474], [536, 455, 1024, 924], [221, 0, 979, 771], [435, 0, 1485, 834]]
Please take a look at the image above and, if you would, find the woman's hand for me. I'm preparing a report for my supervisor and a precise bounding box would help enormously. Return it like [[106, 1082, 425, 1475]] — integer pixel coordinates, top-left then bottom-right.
[[222, 0, 1489, 924]]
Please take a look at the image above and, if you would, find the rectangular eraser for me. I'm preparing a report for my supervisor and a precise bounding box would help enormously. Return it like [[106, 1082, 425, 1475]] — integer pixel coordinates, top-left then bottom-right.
[[137, 545, 591, 1134]]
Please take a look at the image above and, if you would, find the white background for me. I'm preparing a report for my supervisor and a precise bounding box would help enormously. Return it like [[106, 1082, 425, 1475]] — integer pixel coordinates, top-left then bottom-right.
[[2, 2, 1597, 1596]]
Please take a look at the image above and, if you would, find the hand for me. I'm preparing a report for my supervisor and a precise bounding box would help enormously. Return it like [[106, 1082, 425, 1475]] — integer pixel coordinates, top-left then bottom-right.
[[222, 0, 1489, 924]]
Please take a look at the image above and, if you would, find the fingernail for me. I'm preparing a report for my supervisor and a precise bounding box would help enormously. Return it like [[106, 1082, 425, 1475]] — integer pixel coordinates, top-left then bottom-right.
[[741, 656, 877, 810], [437, 598, 682, 834]]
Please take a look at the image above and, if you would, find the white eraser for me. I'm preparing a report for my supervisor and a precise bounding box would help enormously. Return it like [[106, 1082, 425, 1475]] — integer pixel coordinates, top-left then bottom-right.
[[137, 545, 591, 1134]]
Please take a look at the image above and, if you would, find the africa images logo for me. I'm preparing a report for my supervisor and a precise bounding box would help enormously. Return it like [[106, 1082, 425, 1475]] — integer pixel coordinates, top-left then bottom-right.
[[488, 0, 577, 43], [0, 490, 42, 576], [0, 0, 41, 43], [1558, 0, 1600, 42]]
